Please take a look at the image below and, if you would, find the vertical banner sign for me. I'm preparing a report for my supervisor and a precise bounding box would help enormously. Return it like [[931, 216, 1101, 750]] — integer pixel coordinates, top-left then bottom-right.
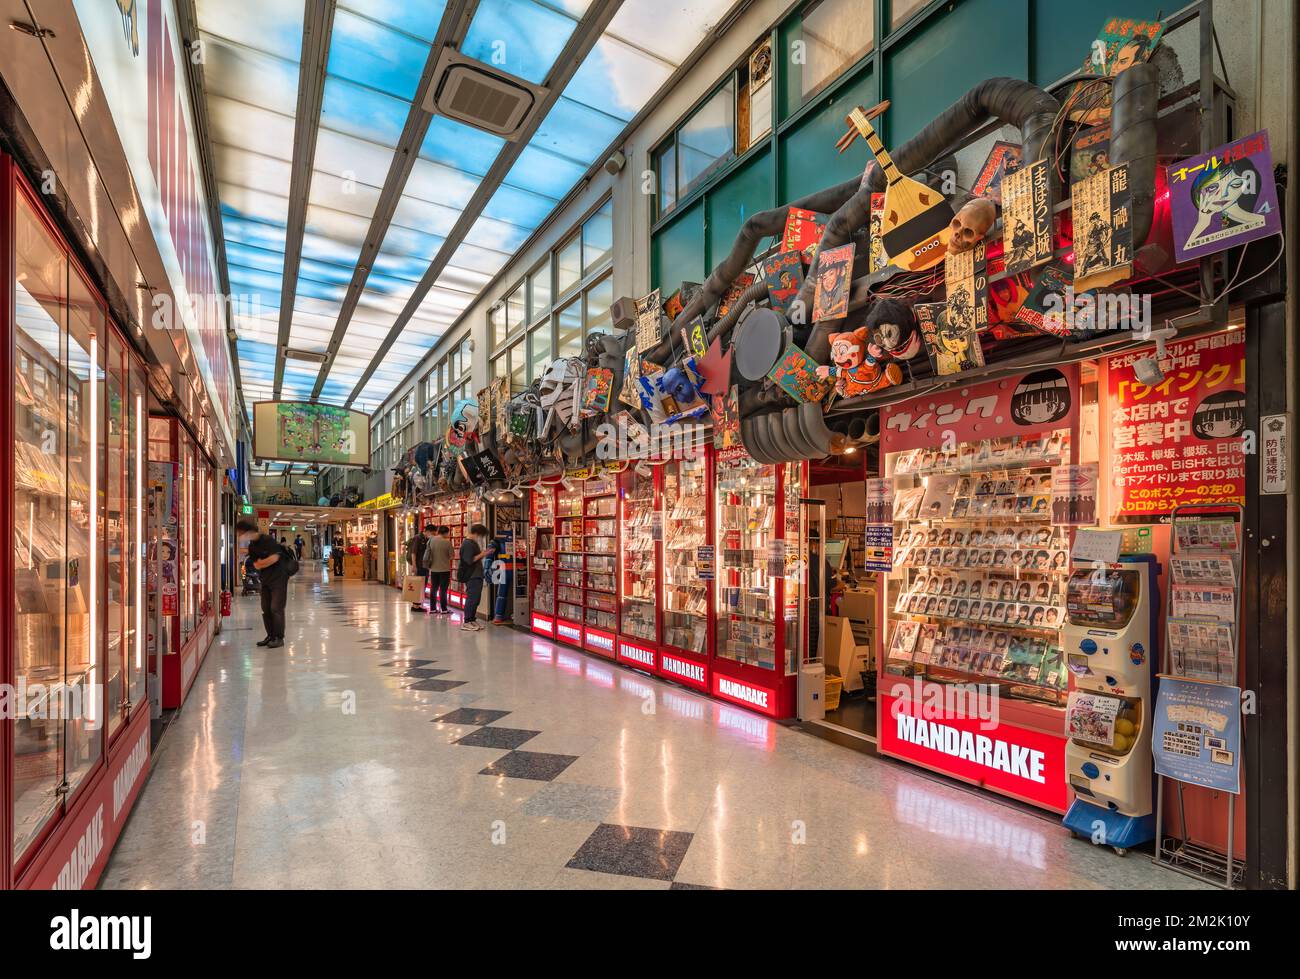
[[1071, 164, 1133, 291], [1001, 159, 1053, 275], [1107, 332, 1246, 517], [944, 241, 988, 343]]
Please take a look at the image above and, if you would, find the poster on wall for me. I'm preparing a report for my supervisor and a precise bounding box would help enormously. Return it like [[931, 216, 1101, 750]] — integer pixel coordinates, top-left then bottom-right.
[[1050, 463, 1099, 525], [253, 401, 371, 467], [1071, 164, 1133, 290], [1169, 130, 1282, 264], [1152, 679, 1241, 793], [971, 140, 1023, 206], [1107, 331, 1246, 517], [917, 302, 984, 376], [863, 525, 894, 572], [1001, 159, 1053, 275], [864, 477, 894, 524]]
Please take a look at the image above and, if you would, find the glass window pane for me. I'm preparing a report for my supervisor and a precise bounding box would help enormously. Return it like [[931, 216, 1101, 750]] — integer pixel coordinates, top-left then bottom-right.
[[556, 301, 582, 359], [656, 142, 677, 214], [106, 334, 127, 737], [492, 353, 508, 381], [890, 0, 928, 30], [582, 199, 612, 273], [584, 276, 614, 337], [555, 234, 582, 297], [506, 286, 525, 337], [459, 337, 473, 378], [13, 195, 68, 859], [678, 80, 735, 195], [528, 323, 551, 382], [127, 362, 146, 710], [802, 0, 874, 101], [508, 340, 526, 392], [528, 266, 550, 321], [66, 265, 103, 795]]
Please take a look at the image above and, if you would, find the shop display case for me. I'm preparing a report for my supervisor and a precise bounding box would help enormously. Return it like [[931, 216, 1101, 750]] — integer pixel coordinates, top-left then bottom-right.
[[554, 483, 585, 644], [712, 455, 799, 716], [660, 454, 710, 690], [582, 473, 618, 656], [529, 486, 556, 635], [617, 465, 658, 670]]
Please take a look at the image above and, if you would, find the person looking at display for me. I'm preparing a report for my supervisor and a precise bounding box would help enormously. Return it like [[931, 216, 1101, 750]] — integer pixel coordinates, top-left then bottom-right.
[[426, 526, 454, 615], [458, 524, 491, 632], [237, 517, 291, 649]]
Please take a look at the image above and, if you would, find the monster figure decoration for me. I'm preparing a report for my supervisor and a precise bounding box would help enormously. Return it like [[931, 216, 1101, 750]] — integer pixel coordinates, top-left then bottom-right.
[[866, 299, 923, 361], [815, 327, 902, 400]]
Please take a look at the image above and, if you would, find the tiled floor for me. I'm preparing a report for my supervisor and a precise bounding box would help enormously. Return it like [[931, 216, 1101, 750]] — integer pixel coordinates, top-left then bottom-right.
[[101, 566, 1204, 890]]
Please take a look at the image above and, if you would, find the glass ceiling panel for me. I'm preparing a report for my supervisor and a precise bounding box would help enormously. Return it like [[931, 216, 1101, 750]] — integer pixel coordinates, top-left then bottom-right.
[[314, 129, 401, 188], [339, 1, 446, 42], [207, 98, 296, 165], [529, 96, 625, 168], [606, 0, 730, 64], [564, 34, 674, 121], [319, 77, 409, 155], [481, 183, 560, 229], [197, 0, 305, 62], [419, 116, 504, 175], [500, 145, 586, 200], [326, 7, 432, 101], [460, 0, 578, 85], [199, 35, 300, 117]]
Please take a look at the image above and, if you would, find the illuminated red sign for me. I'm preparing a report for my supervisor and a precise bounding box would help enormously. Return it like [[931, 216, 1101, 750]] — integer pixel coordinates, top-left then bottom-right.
[[583, 627, 616, 658], [556, 620, 583, 645], [878, 691, 1068, 812], [712, 674, 779, 717], [530, 613, 554, 635], [659, 653, 708, 691], [617, 639, 656, 670]]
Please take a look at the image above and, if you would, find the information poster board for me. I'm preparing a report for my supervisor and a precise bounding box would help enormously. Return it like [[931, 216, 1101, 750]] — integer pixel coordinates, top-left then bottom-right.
[[1152, 679, 1241, 793]]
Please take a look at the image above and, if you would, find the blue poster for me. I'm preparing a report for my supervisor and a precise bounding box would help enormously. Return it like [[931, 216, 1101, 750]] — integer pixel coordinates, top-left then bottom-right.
[[1152, 679, 1241, 793], [863, 525, 894, 573]]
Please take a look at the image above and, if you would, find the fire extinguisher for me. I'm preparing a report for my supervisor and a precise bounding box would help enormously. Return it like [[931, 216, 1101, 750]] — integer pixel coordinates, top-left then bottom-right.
[[221, 590, 232, 617]]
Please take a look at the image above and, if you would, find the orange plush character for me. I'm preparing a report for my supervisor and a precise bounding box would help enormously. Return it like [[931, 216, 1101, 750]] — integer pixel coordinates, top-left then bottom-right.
[[815, 327, 902, 398]]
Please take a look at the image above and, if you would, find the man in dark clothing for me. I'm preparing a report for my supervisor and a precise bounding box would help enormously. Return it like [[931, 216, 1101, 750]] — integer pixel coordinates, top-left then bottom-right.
[[294, 534, 305, 560], [459, 524, 490, 631], [408, 525, 436, 611], [238, 517, 289, 648]]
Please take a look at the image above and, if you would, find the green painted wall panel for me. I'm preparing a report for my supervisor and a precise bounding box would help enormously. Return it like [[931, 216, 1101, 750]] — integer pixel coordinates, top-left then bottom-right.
[[652, 200, 706, 295], [884, 0, 1029, 146], [1031, 1, 1167, 86], [706, 151, 775, 269], [778, 67, 877, 203]]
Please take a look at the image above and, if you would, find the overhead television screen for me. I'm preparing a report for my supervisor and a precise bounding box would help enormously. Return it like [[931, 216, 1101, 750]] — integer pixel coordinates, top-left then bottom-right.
[[252, 401, 371, 467]]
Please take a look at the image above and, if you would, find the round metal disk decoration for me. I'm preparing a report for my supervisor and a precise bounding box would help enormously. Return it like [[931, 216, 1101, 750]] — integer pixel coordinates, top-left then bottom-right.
[[733, 307, 787, 381]]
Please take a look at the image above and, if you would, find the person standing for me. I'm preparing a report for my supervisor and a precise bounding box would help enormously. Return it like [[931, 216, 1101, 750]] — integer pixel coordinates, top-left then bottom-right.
[[406, 526, 433, 611], [237, 517, 291, 648], [294, 534, 305, 561], [425, 525, 453, 614], [458, 524, 490, 632]]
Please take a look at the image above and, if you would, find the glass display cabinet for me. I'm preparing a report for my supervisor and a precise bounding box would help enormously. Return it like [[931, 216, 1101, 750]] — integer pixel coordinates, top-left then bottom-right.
[[582, 473, 618, 656], [528, 486, 556, 636], [659, 453, 710, 691], [554, 483, 586, 645], [617, 465, 658, 670]]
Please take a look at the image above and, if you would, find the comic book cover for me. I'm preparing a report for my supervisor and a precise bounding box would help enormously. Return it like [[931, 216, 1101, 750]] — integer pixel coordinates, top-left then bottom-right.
[[1002, 158, 1053, 275], [1070, 125, 1111, 185], [918, 301, 983, 376], [1068, 18, 1165, 126], [1072, 163, 1133, 290], [767, 343, 831, 404], [663, 289, 684, 320], [1170, 130, 1283, 264], [944, 241, 988, 343], [782, 207, 827, 253], [619, 346, 641, 408], [712, 386, 745, 462], [812, 242, 854, 322], [763, 250, 806, 316], [1012, 260, 1073, 336], [681, 318, 709, 360], [717, 272, 756, 318], [581, 368, 613, 416], [868, 193, 888, 271], [971, 140, 1023, 206]]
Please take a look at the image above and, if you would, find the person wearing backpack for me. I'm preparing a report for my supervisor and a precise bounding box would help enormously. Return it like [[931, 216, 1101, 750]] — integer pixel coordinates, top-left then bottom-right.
[[236, 517, 296, 648], [457, 524, 490, 632]]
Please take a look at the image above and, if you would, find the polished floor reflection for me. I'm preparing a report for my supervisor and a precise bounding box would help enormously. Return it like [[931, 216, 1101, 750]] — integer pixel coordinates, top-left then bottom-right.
[[102, 566, 1202, 889]]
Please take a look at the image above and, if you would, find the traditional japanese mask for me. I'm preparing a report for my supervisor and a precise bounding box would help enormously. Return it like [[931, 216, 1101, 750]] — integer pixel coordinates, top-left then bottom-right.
[[828, 327, 871, 370], [948, 197, 996, 254], [866, 299, 922, 360]]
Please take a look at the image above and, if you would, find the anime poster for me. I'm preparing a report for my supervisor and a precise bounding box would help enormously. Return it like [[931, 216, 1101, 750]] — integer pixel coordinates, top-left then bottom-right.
[[444, 399, 480, 458], [156, 537, 179, 617], [712, 386, 745, 463], [763, 249, 806, 316], [1106, 331, 1246, 517], [917, 301, 983, 376], [944, 241, 988, 342], [768, 343, 831, 404], [635, 289, 662, 352], [970, 140, 1023, 206], [1169, 130, 1282, 264], [1070, 125, 1111, 185], [782, 207, 827, 254], [812, 242, 854, 321], [717, 272, 756, 318], [1072, 164, 1133, 290], [1069, 18, 1165, 126], [868, 193, 888, 272], [581, 367, 613, 415], [1001, 158, 1052, 275]]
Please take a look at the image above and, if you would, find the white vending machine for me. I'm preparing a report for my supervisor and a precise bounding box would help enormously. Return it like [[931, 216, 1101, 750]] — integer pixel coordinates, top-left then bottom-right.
[[1061, 555, 1160, 854]]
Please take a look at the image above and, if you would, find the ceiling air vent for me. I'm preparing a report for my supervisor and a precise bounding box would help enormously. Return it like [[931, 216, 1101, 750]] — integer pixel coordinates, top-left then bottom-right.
[[425, 47, 547, 140], [283, 347, 328, 364]]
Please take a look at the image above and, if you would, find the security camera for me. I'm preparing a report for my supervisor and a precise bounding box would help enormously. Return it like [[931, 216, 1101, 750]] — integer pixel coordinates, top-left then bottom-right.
[[604, 151, 627, 175], [1132, 326, 1177, 386]]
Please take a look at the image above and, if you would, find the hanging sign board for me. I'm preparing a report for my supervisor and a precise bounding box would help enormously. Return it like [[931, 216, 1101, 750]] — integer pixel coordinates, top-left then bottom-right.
[[1261, 413, 1288, 495]]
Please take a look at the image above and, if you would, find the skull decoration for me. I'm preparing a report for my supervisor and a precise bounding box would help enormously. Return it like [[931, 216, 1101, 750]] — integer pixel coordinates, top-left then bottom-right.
[[947, 197, 996, 255]]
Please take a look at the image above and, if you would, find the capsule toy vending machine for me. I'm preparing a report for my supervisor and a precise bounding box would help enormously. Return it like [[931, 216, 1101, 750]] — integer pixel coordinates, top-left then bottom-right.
[[1061, 553, 1160, 853]]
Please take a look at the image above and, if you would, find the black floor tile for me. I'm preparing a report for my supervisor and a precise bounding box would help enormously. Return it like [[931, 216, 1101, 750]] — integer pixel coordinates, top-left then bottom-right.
[[404, 678, 468, 692], [434, 708, 511, 726], [390, 667, 451, 679], [669, 881, 720, 890], [479, 750, 578, 782], [454, 727, 540, 750], [377, 659, 436, 668], [566, 824, 694, 882]]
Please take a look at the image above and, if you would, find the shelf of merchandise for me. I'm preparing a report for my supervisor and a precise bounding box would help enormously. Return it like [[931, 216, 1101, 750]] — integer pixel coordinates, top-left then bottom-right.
[[658, 453, 711, 692], [581, 473, 618, 657], [617, 465, 659, 671], [554, 483, 586, 646], [529, 486, 556, 637], [879, 430, 1076, 810], [712, 454, 799, 718]]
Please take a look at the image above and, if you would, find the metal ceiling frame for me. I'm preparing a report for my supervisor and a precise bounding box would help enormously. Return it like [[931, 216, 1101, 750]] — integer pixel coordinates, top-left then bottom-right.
[[305, 0, 482, 401], [336, 0, 627, 407], [271, 0, 337, 398]]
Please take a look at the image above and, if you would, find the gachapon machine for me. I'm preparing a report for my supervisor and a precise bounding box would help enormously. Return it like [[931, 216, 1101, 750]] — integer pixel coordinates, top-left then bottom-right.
[[1061, 555, 1160, 854]]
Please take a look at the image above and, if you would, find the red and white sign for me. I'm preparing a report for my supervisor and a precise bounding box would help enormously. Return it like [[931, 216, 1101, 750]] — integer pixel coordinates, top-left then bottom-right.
[[530, 612, 554, 635], [1106, 331, 1245, 517], [617, 639, 657, 670], [882, 364, 1080, 452], [658, 652, 708, 691], [583, 627, 616, 658], [712, 674, 779, 717], [556, 619, 583, 645], [879, 691, 1068, 812]]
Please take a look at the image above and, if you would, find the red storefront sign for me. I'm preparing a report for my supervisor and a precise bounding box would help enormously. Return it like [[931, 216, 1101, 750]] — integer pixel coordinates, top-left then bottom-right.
[[1106, 331, 1246, 516], [658, 652, 708, 691], [583, 627, 616, 658], [881, 364, 1080, 452], [617, 638, 657, 670], [530, 612, 554, 635], [712, 674, 780, 717], [879, 691, 1069, 812]]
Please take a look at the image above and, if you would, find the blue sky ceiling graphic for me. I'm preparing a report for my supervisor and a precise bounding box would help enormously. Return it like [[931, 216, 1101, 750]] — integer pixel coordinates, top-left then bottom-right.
[[199, 0, 727, 408]]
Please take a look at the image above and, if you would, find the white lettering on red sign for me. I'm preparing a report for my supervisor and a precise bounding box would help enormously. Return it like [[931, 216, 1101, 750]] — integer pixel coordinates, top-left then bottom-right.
[[587, 632, 614, 653], [112, 732, 149, 820], [661, 655, 706, 684], [894, 713, 1046, 784], [54, 807, 105, 890], [619, 643, 654, 667], [717, 677, 770, 710]]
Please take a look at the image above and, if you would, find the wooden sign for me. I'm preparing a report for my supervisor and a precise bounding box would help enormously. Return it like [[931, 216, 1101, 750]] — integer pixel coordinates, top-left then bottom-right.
[[1001, 158, 1053, 275], [1072, 163, 1133, 291]]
